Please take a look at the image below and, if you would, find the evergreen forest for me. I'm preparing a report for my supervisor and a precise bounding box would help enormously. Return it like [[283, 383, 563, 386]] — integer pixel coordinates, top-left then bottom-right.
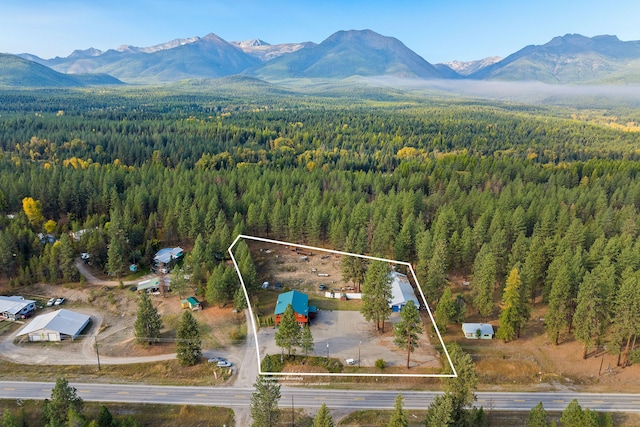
[[1, 87, 640, 365]]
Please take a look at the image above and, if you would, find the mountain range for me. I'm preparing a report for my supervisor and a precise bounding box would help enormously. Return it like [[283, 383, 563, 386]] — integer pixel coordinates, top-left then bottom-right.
[[4, 30, 640, 87]]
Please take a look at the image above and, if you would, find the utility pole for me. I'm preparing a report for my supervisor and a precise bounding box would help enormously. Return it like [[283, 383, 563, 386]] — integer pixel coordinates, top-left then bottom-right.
[[358, 341, 361, 368], [94, 335, 101, 371]]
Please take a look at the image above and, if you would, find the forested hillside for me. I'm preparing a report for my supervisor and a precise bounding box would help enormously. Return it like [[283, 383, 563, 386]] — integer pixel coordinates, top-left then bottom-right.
[[1, 88, 639, 365]]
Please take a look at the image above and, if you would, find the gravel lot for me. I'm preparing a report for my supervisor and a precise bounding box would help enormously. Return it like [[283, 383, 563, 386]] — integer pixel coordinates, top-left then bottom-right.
[[256, 308, 440, 369]]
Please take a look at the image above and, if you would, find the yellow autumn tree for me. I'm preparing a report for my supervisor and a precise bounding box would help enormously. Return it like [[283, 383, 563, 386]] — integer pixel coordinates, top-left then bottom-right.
[[43, 219, 57, 234], [22, 197, 44, 228]]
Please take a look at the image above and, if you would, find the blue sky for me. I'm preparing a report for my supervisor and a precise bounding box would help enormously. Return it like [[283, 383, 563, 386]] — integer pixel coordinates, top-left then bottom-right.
[[2, 0, 640, 63]]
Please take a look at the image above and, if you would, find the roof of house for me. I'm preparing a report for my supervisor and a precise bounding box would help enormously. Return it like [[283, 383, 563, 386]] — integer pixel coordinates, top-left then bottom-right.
[[0, 296, 35, 315], [17, 309, 90, 338], [274, 290, 309, 317], [154, 247, 183, 264], [137, 278, 160, 291], [462, 323, 494, 335], [389, 272, 420, 308]]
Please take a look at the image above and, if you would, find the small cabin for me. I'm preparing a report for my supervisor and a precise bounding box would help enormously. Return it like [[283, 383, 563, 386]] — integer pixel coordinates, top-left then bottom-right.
[[462, 323, 494, 340], [180, 297, 201, 311]]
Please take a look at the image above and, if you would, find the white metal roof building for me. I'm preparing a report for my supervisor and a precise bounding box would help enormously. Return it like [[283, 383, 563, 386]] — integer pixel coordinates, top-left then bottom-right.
[[388, 272, 420, 312], [0, 296, 36, 321], [154, 247, 183, 265], [462, 323, 494, 339], [17, 309, 90, 342]]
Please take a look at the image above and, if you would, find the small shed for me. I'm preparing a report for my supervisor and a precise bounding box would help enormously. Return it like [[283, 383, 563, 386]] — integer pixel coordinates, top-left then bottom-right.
[[462, 323, 494, 340], [17, 309, 90, 342], [180, 297, 201, 311]]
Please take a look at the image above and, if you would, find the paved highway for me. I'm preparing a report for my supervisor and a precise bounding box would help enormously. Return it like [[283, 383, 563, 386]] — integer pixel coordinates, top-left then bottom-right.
[[1, 381, 639, 413]]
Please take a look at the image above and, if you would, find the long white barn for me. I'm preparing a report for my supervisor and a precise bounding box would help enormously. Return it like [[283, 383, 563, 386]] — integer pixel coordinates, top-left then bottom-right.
[[388, 271, 420, 312], [17, 309, 90, 342]]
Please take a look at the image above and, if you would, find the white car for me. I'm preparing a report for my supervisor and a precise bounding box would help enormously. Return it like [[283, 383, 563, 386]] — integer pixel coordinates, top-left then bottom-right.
[[217, 361, 232, 368], [46, 298, 56, 307], [54, 298, 65, 306]]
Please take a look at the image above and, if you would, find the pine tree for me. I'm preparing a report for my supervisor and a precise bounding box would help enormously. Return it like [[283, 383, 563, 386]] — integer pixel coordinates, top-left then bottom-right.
[[393, 300, 422, 368], [96, 405, 117, 427], [559, 399, 598, 427], [206, 264, 228, 307], [312, 403, 334, 427], [300, 324, 314, 356], [250, 375, 280, 427], [545, 262, 571, 345], [472, 246, 496, 320], [170, 265, 189, 299], [496, 267, 525, 342], [361, 260, 392, 332], [189, 234, 208, 287], [43, 378, 84, 427], [442, 342, 478, 424], [573, 268, 607, 359], [2, 408, 18, 427], [134, 292, 163, 345], [389, 394, 408, 427], [424, 239, 448, 304], [234, 286, 248, 311], [527, 402, 548, 427], [342, 229, 367, 292], [434, 287, 457, 333], [176, 310, 202, 366], [58, 234, 78, 283], [611, 270, 640, 367], [425, 393, 453, 426], [275, 304, 301, 357]]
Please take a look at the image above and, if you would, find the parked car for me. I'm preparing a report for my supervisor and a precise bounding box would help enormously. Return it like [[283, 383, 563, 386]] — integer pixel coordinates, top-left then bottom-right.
[[217, 360, 232, 368], [46, 298, 56, 307], [207, 357, 223, 363], [54, 298, 65, 306], [318, 284, 326, 291]]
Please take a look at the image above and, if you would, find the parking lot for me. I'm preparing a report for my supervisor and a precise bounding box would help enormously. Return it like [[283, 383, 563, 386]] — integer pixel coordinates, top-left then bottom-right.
[[256, 308, 440, 370]]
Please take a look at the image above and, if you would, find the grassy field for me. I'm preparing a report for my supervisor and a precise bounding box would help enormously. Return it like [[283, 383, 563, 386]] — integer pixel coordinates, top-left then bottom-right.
[[337, 409, 640, 426], [0, 358, 233, 386], [0, 399, 234, 427]]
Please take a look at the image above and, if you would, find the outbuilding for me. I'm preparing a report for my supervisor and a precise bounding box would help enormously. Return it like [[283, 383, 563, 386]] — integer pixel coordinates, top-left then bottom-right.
[[388, 272, 420, 312], [0, 296, 36, 321], [180, 296, 201, 311], [17, 309, 90, 342], [462, 323, 494, 339]]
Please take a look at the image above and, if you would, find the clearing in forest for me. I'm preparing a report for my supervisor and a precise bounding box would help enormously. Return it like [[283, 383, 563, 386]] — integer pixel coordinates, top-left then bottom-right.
[[229, 234, 456, 378]]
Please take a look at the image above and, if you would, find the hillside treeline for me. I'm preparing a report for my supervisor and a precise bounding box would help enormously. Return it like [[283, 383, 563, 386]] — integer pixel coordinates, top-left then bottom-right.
[[0, 89, 639, 364]]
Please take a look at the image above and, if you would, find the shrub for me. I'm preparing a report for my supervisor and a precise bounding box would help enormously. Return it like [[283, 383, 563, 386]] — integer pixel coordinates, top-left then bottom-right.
[[375, 359, 385, 370], [261, 354, 284, 372]]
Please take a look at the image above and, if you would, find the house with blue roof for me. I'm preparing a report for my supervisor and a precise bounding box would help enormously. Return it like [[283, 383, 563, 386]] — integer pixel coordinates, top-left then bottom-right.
[[274, 290, 316, 326]]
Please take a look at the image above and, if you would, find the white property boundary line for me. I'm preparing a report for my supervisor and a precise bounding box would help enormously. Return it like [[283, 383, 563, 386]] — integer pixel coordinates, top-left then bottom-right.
[[228, 234, 457, 378]]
